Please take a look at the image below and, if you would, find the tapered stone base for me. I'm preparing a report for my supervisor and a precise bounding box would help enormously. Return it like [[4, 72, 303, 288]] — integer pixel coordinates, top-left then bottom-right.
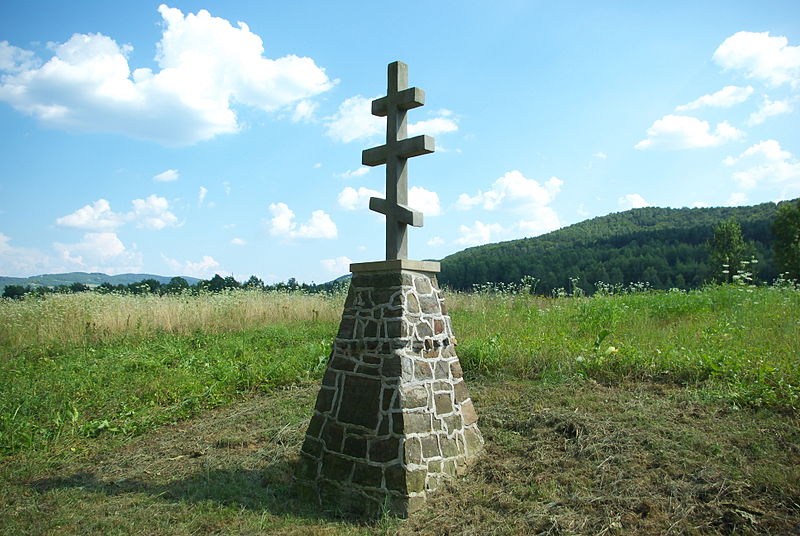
[[295, 264, 483, 517]]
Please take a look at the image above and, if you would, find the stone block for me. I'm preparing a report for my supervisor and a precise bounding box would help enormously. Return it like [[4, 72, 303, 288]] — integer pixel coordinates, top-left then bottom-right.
[[306, 414, 325, 438], [406, 292, 420, 313], [419, 294, 440, 314], [464, 426, 484, 457], [384, 463, 406, 493], [343, 436, 367, 458], [413, 360, 433, 381], [406, 469, 427, 493], [434, 393, 453, 416], [331, 356, 356, 372], [302, 436, 324, 458], [433, 319, 445, 335], [420, 434, 441, 459], [352, 462, 383, 488], [440, 436, 459, 458], [416, 321, 433, 339], [322, 368, 338, 388], [401, 384, 428, 409], [369, 437, 400, 463], [449, 360, 463, 378], [337, 316, 356, 338], [443, 414, 463, 434], [381, 355, 402, 376], [314, 387, 336, 413], [403, 412, 431, 434], [434, 360, 449, 379], [385, 318, 409, 338], [363, 320, 378, 338], [414, 276, 432, 295], [454, 380, 469, 404], [322, 453, 353, 481], [441, 459, 457, 477], [296, 452, 320, 480], [460, 399, 478, 426], [337, 375, 381, 429], [404, 436, 422, 465], [321, 422, 344, 451], [382, 387, 398, 411]]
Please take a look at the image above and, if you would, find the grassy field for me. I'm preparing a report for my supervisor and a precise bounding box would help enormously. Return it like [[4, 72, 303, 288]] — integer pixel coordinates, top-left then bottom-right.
[[1, 284, 799, 534]]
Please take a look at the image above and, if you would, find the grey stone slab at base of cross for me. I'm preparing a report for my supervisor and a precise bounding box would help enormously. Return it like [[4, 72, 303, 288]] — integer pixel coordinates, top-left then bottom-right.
[[295, 261, 484, 517]]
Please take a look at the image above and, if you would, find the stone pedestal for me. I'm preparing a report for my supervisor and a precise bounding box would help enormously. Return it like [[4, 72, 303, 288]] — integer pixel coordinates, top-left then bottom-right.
[[296, 260, 483, 517]]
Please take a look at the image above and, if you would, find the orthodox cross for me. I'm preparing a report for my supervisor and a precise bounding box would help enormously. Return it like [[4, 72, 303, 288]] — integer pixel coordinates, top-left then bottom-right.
[[362, 61, 435, 261]]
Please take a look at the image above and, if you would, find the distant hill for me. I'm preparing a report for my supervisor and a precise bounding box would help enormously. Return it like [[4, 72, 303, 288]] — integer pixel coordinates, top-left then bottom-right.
[[0, 272, 201, 292], [439, 201, 789, 294]]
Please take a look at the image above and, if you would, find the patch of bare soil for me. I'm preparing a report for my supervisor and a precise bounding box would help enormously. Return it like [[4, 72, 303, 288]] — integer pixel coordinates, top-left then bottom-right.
[[16, 379, 800, 535]]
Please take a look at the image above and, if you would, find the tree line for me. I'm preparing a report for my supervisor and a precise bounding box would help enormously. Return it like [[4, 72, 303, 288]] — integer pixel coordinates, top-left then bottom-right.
[[1, 273, 346, 300]]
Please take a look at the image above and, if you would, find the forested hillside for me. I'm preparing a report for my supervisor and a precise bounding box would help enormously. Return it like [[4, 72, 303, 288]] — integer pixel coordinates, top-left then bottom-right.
[[439, 201, 789, 293]]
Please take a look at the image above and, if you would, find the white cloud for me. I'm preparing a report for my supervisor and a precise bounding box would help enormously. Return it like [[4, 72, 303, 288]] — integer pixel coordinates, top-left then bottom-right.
[[231, 237, 246, 246], [0, 232, 51, 276], [593, 152, 607, 159], [267, 202, 337, 239], [320, 255, 352, 274], [0, 6, 334, 146], [618, 193, 650, 210], [55, 199, 124, 230], [635, 115, 743, 150], [131, 194, 178, 229], [153, 169, 179, 182], [336, 167, 370, 179], [337, 185, 441, 216], [407, 116, 458, 137], [409, 186, 441, 216], [517, 207, 561, 237], [456, 170, 562, 211], [675, 85, 754, 111], [713, 31, 800, 88], [162, 254, 221, 278], [325, 95, 458, 143], [723, 139, 800, 190], [53, 232, 142, 274], [747, 96, 793, 125], [325, 95, 383, 143], [57, 195, 177, 231], [291, 99, 317, 122], [455, 221, 506, 246], [725, 192, 749, 206], [427, 236, 444, 246], [198, 186, 208, 206], [337, 186, 381, 210]]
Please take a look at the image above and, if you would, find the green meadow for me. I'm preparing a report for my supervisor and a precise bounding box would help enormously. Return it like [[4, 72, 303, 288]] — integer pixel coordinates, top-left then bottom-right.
[[1, 284, 798, 534]]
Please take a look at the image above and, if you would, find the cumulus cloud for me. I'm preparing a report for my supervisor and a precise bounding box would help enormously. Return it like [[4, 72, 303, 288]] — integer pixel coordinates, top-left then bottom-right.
[[230, 237, 246, 246], [618, 193, 650, 210], [320, 255, 352, 274], [518, 208, 561, 236], [725, 192, 749, 206], [198, 186, 208, 206], [267, 202, 337, 239], [53, 232, 142, 274], [713, 31, 800, 88], [337, 186, 382, 210], [635, 115, 743, 150], [337, 185, 441, 216], [336, 166, 370, 179], [325, 95, 382, 143], [55, 199, 124, 230], [162, 254, 221, 278], [593, 152, 607, 159], [675, 85, 754, 111], [427, 236, 444, 246], [455, 221, 506, 246], [0, 5, 334, 146], [325, 95, 459, 143], [56, 195, 178, 231], [291, 99, 317, 122], [0, 232, 51, 276], [131, 194, 178, 229], [153, 169, 179, 182], [747, 96, 793, 125], [456, 170, 563, 211], [723, 139, 800, 191]]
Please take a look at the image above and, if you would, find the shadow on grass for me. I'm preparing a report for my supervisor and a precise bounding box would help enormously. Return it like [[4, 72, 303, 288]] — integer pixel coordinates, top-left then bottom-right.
[[30, 460, 364, 523]]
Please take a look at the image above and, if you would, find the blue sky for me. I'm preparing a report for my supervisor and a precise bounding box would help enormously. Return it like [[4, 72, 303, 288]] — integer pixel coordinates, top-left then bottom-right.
[[1, 2, 799, 283]]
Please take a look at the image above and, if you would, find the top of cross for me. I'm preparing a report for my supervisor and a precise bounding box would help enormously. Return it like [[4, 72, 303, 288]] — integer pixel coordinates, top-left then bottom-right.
[[361, 61, 435, 261]]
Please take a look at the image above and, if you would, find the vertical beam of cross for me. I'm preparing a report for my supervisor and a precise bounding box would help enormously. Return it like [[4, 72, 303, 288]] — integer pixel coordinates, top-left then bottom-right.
[[362, 61, 435, 261]]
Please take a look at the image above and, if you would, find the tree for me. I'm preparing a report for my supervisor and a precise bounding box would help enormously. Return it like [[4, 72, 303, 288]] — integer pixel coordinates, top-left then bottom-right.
[[708, 219, 747, 283], [165, 277, 189, 293], [772, 199, 800, 280], [243, 275, 265, 290], [2, 285, 28, 299]]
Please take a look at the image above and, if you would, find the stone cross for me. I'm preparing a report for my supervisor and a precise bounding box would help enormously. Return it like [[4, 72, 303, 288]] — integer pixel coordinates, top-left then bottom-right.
[[362, 61, 435, 261]]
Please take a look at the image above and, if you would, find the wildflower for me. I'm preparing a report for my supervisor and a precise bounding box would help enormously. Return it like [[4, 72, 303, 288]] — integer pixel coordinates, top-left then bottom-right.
[[605, 346, 618, 355]]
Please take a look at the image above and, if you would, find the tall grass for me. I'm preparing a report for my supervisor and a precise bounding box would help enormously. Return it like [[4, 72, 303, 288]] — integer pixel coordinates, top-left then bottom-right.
[[1, 284, 798, 455]]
